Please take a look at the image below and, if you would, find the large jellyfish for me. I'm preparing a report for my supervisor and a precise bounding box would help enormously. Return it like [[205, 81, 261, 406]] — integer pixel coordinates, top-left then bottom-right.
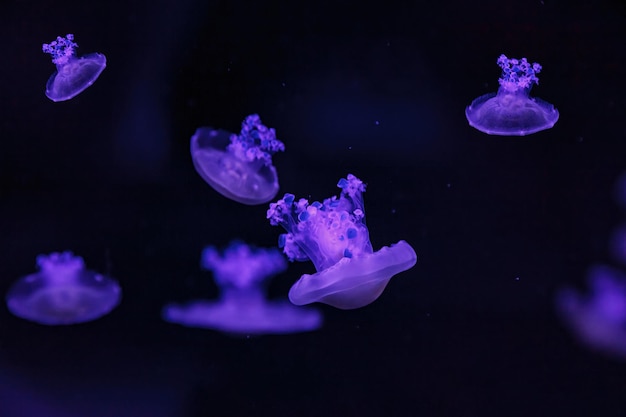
[[190, 114, 285, 205], [465, 54, 559, 136], [162, 241, 322, 335], [5, 251, 121, 325], [42, 34, 107, 102], [556, 265, 626, 359], [267, 174, 417, 310]]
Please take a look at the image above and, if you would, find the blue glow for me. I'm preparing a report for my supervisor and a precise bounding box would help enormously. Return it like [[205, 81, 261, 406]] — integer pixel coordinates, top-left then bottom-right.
[[42, 34, 106, 102], [465, 54, 559, 136], [267, 174, 417, 309]]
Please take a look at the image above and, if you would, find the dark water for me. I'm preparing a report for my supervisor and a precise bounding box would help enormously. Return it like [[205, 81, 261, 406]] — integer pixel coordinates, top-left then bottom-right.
[[0, 0, 625, 416]]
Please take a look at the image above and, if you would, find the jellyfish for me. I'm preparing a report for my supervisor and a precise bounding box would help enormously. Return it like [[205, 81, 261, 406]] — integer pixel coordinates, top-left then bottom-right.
[[465, 54, 559, 136], [267, 174, 417, 310], [556, 265, 626, 359], [190, 114, 285, 205], [42, 34, 106, 102], [162, 241, 322, 335], [5, 251, 121, 325]]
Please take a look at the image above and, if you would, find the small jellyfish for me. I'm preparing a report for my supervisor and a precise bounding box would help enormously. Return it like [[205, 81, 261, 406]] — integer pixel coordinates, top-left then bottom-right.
[[42, 34, 106, 102], [162, 241, 322, 335], [6, 251, 121, 325], [190, 114, 285, 205], [465, 54, 559, 136], [556, 265, 626, 359], [267, 174, 417, 310]]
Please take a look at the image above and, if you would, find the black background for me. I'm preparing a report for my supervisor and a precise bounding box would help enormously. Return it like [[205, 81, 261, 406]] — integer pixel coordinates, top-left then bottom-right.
[[1, 0, 626, 416]]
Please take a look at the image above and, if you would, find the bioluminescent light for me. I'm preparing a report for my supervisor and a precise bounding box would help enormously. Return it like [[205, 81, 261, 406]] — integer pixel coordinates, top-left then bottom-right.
[[190, 114, 284, 205], [162, 241, 322, 335], [465, 54, 559, 136], [42, 34, 106, 102], [556, 265, 626, 360], [267, 174, 417, 309], [6, 251, 121, 325]]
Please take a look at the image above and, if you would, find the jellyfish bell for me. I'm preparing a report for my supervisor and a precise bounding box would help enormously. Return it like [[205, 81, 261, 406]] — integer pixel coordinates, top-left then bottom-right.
[[42, 34, 106, 102], [6, 251, 121, 325], [163, 297, 322, 335], [465, 89, 559, 136], [289, 240, 417, 309], [190, 114, 285, 205], [45, 53, 107, 102], [465, 54, 559, 136], [191, 128, 280, 205]]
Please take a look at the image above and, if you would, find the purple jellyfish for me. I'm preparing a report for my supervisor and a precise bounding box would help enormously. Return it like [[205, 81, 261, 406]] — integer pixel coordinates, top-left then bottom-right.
[[465, 54, 559, 136], [6, 251, 121, 325], [190, 114, 285, 205], [162, 241, 322, 335], [556, 265, 626, 359], [267, 174, 417, 310], [42, 34, 106, 102]]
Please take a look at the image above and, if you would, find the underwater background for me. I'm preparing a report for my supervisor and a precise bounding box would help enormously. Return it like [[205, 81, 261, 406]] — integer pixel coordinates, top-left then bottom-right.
[[1, 0, 626, 415]]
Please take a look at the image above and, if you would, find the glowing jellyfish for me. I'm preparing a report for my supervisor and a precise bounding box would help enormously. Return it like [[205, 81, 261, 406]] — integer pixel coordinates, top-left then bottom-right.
[[190, 114, 285, 205], [465, 54, 559, 136], [42, 34, 106, 102], [6, 251, 121, 325], [267, 174, 417, 310], [556, 265, 626, 359], [162, 241, 322, 335]]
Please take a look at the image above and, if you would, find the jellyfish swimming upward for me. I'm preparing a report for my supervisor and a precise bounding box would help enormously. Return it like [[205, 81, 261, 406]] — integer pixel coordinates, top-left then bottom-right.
[[5, 251, 121, 325], [465, 54, 559, 136], [556, 265, 626, 360], [42, 34, 107, 102], [267, 174, 417, 310], [162, 241, 322, 335], [190, 114, 285, 205]]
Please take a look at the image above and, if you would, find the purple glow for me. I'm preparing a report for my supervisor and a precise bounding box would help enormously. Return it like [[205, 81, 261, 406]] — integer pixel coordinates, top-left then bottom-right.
[[162, 241, 322, 335], [465, 54, 559, 136], [267, 174, 417, 309], [556, 265, 626, 359], [190, 114, 285, 205], [42, 34, 106, 102], [5, 251, 121, 325]]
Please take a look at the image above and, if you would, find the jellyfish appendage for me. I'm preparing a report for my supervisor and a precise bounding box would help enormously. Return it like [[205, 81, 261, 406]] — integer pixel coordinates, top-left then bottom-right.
[[288, 240, 417, 309], [191, 128, 280, 205]]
